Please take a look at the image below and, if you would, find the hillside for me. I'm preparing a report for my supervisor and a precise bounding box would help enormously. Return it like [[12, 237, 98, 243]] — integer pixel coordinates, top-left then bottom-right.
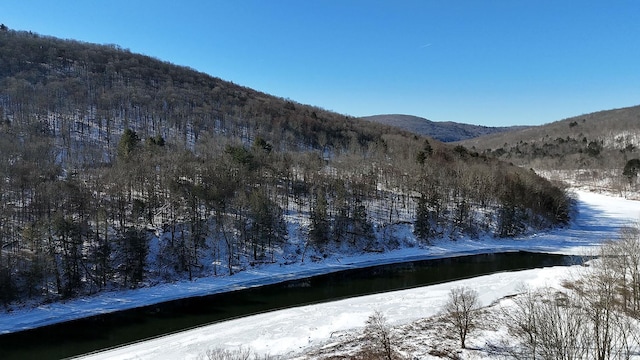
[[458, 105, 640, 193], [0, 28, 571, 308], [360, 114, 526, 142]]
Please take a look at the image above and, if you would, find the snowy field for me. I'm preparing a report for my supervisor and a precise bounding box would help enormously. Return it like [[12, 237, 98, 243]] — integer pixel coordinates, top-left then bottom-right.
[[2, 190, 639, 359]]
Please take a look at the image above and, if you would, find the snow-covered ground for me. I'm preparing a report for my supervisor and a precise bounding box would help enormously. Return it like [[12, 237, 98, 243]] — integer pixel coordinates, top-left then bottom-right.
[[2, 190, 639, 359], [80, 266, 577, 360]]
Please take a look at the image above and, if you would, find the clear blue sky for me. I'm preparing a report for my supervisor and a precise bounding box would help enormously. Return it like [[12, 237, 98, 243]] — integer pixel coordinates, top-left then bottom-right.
[[3, 1, 640, 126]]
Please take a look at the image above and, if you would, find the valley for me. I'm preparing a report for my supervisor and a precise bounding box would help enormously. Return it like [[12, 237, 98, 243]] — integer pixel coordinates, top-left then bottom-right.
[[0, 24, 639, 360]]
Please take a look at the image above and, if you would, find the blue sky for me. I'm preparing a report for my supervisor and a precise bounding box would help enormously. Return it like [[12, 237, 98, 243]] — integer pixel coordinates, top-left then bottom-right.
[[3, 1, 640, 126]]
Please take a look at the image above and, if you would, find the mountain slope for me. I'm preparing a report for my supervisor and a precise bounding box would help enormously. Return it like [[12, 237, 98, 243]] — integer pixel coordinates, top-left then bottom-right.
[[360, 114, 526, 142], [459, 105, 640, 171], [0, 28, 571, 309]]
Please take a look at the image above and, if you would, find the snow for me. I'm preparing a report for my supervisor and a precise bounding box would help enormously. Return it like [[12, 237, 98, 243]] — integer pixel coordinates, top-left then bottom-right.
[[81, 267, 571, 360], [2, 190, 640, 359]]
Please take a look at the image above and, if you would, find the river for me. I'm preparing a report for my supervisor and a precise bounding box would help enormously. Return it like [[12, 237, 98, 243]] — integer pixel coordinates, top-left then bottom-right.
[[0, 251, 582, 360]]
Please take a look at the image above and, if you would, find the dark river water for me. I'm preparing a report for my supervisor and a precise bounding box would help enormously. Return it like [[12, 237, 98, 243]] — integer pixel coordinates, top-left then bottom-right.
[[0, 251, 582, 360]]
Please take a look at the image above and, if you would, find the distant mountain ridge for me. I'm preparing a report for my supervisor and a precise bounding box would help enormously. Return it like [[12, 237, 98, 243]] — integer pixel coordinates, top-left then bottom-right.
[[459, 104, 640, 150], [360, 114, 527, 142], [457, 104, 640, 176]]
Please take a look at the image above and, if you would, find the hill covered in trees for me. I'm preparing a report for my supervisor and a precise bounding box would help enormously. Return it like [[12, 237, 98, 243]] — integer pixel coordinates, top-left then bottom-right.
[[360, 114, 526, 142], [459, 105, 640, 193], [0, 28, 571, 307]]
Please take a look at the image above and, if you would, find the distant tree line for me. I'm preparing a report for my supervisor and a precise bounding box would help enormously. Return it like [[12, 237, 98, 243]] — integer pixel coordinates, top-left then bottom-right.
[[0, 28, 571, 307]]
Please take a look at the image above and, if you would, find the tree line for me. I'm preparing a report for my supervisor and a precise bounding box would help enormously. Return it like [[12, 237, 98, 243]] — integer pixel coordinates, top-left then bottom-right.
[[0, 27, 571, 307]]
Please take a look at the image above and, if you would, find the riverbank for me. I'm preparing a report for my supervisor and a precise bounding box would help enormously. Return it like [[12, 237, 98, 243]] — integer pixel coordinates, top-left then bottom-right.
[[80, 264, 577, 359], [75, 189, 640, 359], [2, 190, 639, 358]]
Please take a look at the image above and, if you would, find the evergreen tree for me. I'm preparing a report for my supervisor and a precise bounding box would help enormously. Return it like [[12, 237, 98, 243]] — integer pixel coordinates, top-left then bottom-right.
[[116, 227, 148, 288], [0, 265, 16, 307], [117, 128, 140, 162], [414, 195, 432, 243], [623, 158, 640, 183], [351, 198, 374, 246], [309, 188, 330, 247]]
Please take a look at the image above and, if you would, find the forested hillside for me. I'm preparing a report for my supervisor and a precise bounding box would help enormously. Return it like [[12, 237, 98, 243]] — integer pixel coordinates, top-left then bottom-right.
[[0, 28, 571, 307], [459, 105, 640, 193]]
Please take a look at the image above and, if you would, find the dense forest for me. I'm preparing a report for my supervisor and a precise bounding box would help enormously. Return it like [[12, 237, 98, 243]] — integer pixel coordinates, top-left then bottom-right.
[[0, 28, 571, 306]]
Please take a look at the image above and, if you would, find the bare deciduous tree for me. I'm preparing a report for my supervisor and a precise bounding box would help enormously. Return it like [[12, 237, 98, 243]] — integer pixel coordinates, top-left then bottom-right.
[[503, 226, 640, 360], [363, 310, 396, 360], [535, 291, 588, 360], [502, 286, 541, 359], [609, 226, 640, 316], [503, 287, 588, 360], [202, 346, 272, 360], [444, 286, 481, 349]]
